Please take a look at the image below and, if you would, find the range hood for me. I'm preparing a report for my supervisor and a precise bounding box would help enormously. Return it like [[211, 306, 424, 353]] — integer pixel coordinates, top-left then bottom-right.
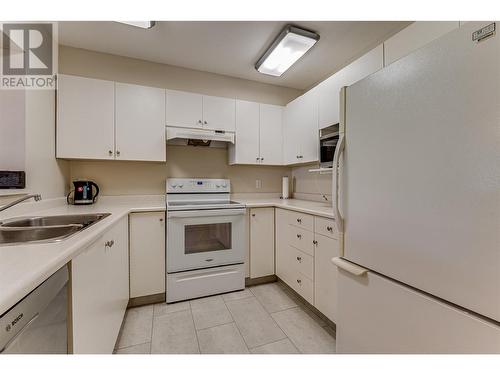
[[166, 126, 235, 145]]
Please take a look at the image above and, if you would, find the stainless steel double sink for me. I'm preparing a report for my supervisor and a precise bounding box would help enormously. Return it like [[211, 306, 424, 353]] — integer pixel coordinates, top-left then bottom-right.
[[0, 213, 111, 245]]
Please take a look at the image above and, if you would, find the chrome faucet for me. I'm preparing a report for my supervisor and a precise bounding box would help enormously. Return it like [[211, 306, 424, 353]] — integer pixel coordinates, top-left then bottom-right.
[[0, 194, 42, 213]]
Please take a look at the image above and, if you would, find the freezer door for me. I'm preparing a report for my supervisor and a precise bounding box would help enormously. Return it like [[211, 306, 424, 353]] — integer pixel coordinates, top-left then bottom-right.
[[343, 22, 500, 322], [337, 268, 500, 353]]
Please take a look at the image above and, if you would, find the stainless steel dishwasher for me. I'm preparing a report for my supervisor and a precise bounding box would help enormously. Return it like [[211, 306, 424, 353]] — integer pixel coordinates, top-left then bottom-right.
[[0, 265, 68, 354]]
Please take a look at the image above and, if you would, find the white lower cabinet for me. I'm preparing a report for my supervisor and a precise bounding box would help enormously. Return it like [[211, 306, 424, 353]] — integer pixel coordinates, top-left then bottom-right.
[[249, 208, 275, 278], [70, 217, 129, 354], [275, 208, 339, 318], [337, 269, 500, 354], [314, 233, 340, 323], [129, 211, 166, 298]]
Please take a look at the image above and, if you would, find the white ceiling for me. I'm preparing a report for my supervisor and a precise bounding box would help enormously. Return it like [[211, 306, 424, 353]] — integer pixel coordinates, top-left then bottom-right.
[[58, 21, 410, 90]]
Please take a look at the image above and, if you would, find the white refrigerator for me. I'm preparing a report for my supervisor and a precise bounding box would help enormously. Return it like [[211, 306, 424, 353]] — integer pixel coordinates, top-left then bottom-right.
[[332, 21, 500, 353]]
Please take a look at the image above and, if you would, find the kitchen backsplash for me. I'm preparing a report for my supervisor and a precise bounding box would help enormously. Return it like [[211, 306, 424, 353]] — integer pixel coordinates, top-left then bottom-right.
[[291, 164, 333, 203]]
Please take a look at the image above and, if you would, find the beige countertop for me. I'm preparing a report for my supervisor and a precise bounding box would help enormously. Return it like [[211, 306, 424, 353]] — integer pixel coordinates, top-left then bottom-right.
[[0, 194, 332, 316], [0, 195, 165, 316], [234, 198, 334, 219]]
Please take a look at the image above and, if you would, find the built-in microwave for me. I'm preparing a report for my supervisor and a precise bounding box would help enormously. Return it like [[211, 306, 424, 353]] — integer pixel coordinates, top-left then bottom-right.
[[319, 125, 339, 168]]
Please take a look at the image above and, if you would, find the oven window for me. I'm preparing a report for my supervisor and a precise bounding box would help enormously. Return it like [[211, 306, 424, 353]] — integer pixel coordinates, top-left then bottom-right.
[[320, 138, 338, 164], [185, 223, 232, 254]]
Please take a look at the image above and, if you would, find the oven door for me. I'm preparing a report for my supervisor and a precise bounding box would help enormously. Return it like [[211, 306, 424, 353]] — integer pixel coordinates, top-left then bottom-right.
[[166, 208, 246, 273]]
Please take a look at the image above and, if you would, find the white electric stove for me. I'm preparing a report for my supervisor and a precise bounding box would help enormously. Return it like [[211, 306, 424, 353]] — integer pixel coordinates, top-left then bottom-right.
[[165, 178, 246, 302]]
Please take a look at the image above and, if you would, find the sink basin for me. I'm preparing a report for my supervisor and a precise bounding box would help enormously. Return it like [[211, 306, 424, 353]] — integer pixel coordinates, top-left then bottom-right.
[[0, 213, 111, 245]]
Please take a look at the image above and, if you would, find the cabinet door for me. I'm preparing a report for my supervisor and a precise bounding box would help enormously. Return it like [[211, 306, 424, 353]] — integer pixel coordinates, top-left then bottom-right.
[[129, 211, 166, 298], [202, 95, 236, 131], [314, 233, 340, 323], [384, 21, 459, 66], [115, 83, 166, 162], [317, 45, 383, 129], [57, 74, 115, 159], [71, 218, 128, 354], [259, 104, 283, 165], [231, 100, 260, 164], [297, 90, 319, 163], [250, 208, 275, 278], [283, 98, 301, 164], [166, 89, 203, 128]]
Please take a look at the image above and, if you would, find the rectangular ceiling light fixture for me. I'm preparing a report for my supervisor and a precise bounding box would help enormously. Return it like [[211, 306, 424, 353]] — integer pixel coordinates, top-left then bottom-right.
[[255, 25, 320, 77], [115, 21, 156, 29]]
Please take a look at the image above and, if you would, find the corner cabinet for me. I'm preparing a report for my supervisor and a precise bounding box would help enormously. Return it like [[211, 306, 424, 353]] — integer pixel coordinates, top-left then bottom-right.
[[57, 74, 166, 162], [283, 90, 318, 165], [129, 211, 166, 299], [249, 207, 275, 278], [229, 101, 283, 165], [70, 217, 129, 354]]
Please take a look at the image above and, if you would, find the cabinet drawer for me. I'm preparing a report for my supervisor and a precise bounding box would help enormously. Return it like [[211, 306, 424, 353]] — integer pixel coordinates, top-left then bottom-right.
[[286, 210, 314, 231], [288, 226, 314, 256], [291, 246, 314, 281], [314, 216, 338, 239], [289, 270, 314, 305]]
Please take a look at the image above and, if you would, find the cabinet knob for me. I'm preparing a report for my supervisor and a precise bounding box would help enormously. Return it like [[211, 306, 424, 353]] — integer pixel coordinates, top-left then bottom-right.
[[296, 234, 302, 239], [296, 279, 302, 284], [159, 218, 164, 222], [204, 120, 207, 125], [327, 226, 333, 232], [198, 120, 202, 124], [296, 256, 302, 262], [251, 213, 256, 217], [260, 157, 264, 161], [116, 150, 121, 156], [108, 150, 113, 156], [105, 240, 114, 248], [296, 218, 302, 223], [256, 157, 259, 161], [313, 240, 318, 245]]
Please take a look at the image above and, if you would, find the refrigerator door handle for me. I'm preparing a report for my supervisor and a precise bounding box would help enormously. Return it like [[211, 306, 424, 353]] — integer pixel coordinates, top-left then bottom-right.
[[333, 133, 345, 233], [331, 257, 368, 277]]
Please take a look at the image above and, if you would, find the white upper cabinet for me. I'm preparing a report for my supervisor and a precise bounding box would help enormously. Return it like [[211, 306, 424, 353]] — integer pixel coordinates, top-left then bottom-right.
[[202, 95, 236, 131], [230, 100, 260, 164], [317, 44, 384, 129], [57, 74, 115, 159], [165, 89, 203, 129], [229, 101, 284, 165], [384, 21, 459, 66], [115, 83, 166, 162], [259, 104, 283, 165], [284, 89, 319, 165]]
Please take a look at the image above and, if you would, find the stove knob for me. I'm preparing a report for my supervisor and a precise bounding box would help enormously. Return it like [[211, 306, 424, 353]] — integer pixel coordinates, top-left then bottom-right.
[[216, 184, 221, 188], [222, 183, 227, 188], [178, 184, 184, 188], [171, 183, 177, 188]]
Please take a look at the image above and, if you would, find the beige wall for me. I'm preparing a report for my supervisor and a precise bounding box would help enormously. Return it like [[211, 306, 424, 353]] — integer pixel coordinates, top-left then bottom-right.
[[59, 46, 301, 106], [1, 90, 69, 204], [292, 163, 332, 203], [60, 46, 297, 196], [70, 145, 290, 195]]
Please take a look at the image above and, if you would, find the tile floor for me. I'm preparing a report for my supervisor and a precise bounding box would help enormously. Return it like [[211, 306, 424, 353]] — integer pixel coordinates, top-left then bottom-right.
[[115, 282, 336, 354]]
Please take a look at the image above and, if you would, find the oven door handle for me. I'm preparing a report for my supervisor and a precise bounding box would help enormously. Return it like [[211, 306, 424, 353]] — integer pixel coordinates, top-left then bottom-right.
[[167, 208, 246, 218]]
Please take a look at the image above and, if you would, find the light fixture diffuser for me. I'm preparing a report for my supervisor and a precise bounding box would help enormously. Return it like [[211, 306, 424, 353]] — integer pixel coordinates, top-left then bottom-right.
[[256, 25, 320, 77], [115, 21, 156, 29]]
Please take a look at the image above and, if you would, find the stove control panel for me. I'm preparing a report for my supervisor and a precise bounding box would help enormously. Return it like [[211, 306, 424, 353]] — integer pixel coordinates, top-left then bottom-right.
[[167, 178, 230, 193]]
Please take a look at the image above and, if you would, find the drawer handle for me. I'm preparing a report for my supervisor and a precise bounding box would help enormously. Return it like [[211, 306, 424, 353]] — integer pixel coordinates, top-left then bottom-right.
[[296, 234, 302, 239], [296, 256, 302, 262], [296, 218, 302, 223], [296, 279, 302, 284], [313, 240, 318, 245], [327, 226, 333, 232]]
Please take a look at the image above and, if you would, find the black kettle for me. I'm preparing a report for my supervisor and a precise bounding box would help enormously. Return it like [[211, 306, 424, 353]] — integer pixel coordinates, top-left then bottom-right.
[[67, 180, 100, 205]]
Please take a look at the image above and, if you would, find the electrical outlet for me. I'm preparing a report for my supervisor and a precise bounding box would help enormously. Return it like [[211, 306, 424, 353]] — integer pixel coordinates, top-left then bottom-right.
[[255, 179, 262, 189]]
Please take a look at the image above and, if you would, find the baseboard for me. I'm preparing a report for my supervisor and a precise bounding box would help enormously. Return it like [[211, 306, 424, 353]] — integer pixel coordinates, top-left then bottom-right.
[[245, 274, 277, 286], [127, 293, 166, 308]]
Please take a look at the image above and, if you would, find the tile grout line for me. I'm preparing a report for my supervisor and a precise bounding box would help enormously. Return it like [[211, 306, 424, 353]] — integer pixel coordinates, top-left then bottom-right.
[[148, 305, 154, 354], [222, 293, 252, 353], [188, 301, 202, 354], [268, 309, 302, 354]]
